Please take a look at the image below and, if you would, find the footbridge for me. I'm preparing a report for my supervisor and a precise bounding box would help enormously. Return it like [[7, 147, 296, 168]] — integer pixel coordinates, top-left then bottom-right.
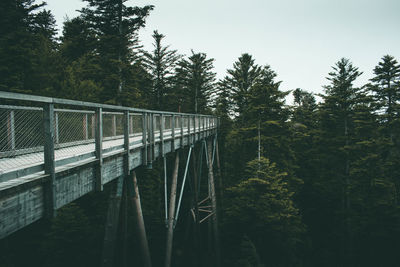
[[0, 91, 221, 267]]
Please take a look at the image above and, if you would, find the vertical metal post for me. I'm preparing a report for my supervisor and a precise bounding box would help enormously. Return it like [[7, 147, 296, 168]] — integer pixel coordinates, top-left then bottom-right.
[[180, 115, 183, 148], [160, 114, 164, 157], [148, 113, 153, 164], [152, 114, 156, 160], [95, 108, 103, 191], [171, 115, 175, 152], [187, 116, 191, 145], [7, 110, 16, 151], [174, 146, 192, 226], [84, 113, 89, 140], [193, 116, 196, 142], [165, 151, 180, 267], [112, 114, 117, 136], [43, 103, 56, 218], [130, 114, 134, 135], [142, 112, 147, 166], [55, 112, 59, 144], [91, 114, 95, 139], [124, 111, 130, 176]]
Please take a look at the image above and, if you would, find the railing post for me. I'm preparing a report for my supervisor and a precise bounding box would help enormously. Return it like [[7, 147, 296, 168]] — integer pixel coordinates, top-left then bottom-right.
[[55, 111, 59, 144], [84, 114, 89, 140], [171, 114, 175, 152], [152, 114, 156, 161], [95, 107, 103, 191], [160, 114, 164, 157], [124, 111, 130, 176], [180, 115, 184, 148], [112, 114, 117, 137], [7, 110, 16, 151], [43, 103, 56, 218], [142, 112, 147, 166], [187, 116, 191, 145]]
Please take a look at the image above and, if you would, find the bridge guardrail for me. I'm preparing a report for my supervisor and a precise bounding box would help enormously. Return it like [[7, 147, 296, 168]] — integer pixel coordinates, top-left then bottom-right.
[[0, 91, 218, 184]]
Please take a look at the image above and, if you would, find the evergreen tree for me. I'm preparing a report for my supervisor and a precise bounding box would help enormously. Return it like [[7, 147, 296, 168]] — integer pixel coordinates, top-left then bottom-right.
[[369, 55, 400, 140], [142, 30, 181, 110], [220, 53, 262, 120], [0, 0, 58, 95], [224, 157, 304, 267], [79, 0, 153, 105], [173, 51, 216, 113]]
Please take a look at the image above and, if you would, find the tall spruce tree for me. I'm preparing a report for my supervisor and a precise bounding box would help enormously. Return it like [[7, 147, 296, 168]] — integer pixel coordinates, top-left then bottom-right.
[[79, 0, 153, 105], [173, 51, 216, 113], [142, 30, 181, 110]]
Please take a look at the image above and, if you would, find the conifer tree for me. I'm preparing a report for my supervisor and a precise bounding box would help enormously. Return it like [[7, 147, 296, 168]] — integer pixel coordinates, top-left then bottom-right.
[[173, 51, 216, 113], [142, 30, 181, 110]]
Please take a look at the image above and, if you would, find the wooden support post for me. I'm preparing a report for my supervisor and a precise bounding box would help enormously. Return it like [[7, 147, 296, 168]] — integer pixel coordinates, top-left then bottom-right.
[[171, 115, 175, 152], [207, 139, 221, 267], [121, 182, 128, 267], [127, 171, 152, 267], [142, 112, 148, 166], [102, 176, 124, 267], [215, 136, 223, 202], [95, 108, 103, 191], [191, 145, 200, 265], [43, 103, 56, 218], [165, 151, 180, 267]]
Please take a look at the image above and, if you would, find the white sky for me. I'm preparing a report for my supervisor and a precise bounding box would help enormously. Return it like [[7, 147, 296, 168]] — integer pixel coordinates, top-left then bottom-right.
[[46, 0, 400, 100]]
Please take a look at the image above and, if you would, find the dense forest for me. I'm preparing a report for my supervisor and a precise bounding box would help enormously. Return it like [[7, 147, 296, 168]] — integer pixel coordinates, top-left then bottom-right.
[[1, 1, 400, 266]]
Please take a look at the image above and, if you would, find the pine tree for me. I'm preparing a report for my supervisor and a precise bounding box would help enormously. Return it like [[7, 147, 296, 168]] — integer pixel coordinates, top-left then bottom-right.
[[79, 0, 153, 105], [224, 157, 304, 266], [142, 30, 181, 110], [220, 53, 262, 121], [369, 55, 400, 140], [173, 51, 216, 113]]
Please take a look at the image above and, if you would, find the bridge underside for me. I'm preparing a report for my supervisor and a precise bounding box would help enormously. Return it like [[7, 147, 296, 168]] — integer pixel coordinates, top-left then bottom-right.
[[0, 129, 215, 239]]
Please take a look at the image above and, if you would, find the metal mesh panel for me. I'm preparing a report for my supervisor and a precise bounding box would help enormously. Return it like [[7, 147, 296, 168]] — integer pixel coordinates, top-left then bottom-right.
[[0, 107, 44, 176], [164, 116, 172, 130], [129, 113, 143, 135], [103, 112, 124, 138]]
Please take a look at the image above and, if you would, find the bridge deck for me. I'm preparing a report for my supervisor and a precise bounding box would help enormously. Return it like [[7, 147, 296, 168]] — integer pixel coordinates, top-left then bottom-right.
[[0, 92, 217, 239]]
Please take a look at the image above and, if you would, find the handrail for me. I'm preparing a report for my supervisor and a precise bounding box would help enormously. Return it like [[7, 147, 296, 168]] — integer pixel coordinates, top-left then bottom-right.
[[0, 91, 214, 117]]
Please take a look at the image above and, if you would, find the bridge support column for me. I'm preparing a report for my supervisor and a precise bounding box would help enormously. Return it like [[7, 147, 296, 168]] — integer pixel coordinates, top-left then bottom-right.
[[207, 138, 221, 267], [165, 151, 180, 267], [101, 176, 124, 267], [128, 171, 152, 267]]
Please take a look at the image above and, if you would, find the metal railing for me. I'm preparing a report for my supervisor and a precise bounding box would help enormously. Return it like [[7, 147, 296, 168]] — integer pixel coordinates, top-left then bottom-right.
[[0, 91, 218, 185]]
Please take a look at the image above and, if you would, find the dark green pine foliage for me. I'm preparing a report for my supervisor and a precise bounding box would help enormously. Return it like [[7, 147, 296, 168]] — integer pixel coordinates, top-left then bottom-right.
[[223, 157, 304, 267], [142, 30, 181, 110], [220, 53, 262, 121], [173, 51, 216, 113], [369, 55, 400, 140], [317, 58, 364, 265], [0, 0, 59, 95], [225, 63, 295, 187], [79, 0, 153, 105]]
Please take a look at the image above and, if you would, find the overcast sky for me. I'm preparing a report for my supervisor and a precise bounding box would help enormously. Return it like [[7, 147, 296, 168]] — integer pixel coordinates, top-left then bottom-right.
[[46, 0, 400, 100]]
